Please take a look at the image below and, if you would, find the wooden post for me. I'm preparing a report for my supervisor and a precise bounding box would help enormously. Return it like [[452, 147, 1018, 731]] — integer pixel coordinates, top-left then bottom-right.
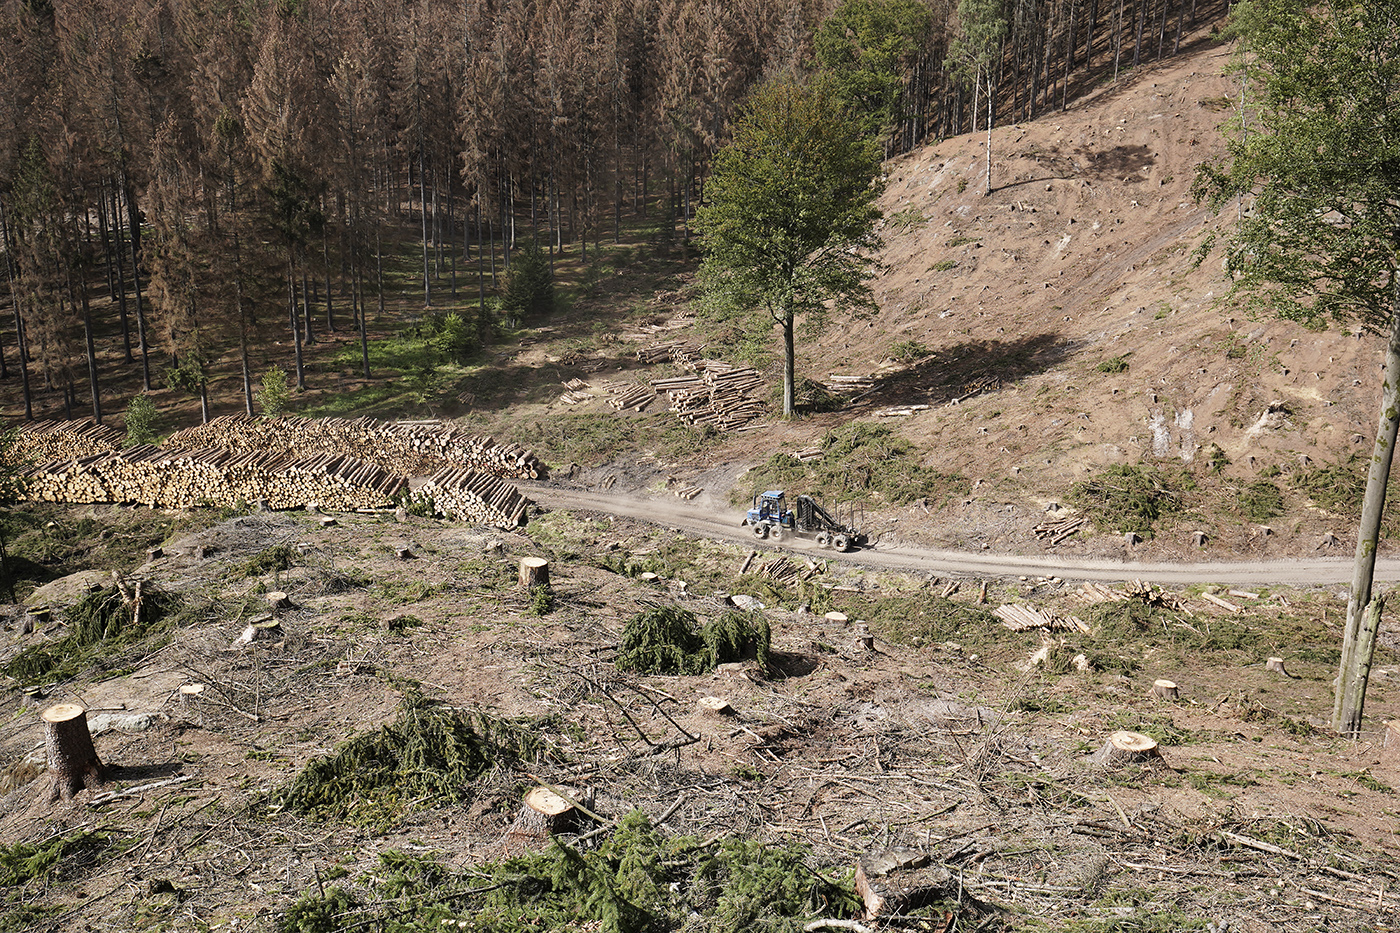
[[519, 557, 549, 589], [42, 704, 107, 802]]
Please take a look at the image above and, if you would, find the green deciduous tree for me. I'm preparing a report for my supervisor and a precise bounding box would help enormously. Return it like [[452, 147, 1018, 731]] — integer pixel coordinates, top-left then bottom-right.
[[696, 77, 885, 418], [1193, 0, 1400, 737], [949, 0, 1008, 194]]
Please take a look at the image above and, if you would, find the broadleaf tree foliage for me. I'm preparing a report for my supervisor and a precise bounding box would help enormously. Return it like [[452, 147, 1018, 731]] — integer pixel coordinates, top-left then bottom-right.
[[1193, 0, 1400, 736], [695, 77, 885, 418]]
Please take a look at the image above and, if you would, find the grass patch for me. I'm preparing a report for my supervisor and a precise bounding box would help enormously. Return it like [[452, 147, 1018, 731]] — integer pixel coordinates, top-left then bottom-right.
[[741, 422, 968, 508], [1104, 711, 1197, 745], [3, 583, 179, 684], [1068, 464, 1192, 538], [224, 542, 300, 580], [616, 605, 771, 675], [0, 828, 132, 929], [513, 412, 639, 467], [281, 684, 561, 825], [276, 811, 863, 933], [851, 593, 998, 648]]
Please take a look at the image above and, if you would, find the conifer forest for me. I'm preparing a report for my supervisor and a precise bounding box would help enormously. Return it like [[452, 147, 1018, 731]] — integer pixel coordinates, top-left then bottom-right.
[[0, 0, 1212, 423]]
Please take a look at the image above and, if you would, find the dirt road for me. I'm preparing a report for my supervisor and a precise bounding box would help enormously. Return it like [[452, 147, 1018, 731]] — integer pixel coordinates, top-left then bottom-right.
[[525, 483, 1400, 587]]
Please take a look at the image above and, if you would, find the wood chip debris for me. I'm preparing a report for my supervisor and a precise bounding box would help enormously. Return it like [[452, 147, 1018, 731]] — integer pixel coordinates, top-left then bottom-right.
[[994, 603, 1091, 633]]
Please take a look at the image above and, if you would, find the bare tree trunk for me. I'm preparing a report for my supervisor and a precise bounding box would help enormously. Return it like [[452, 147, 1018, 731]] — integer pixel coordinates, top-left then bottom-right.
[[1335, 295, 1400, 736], [122, 173, 151, 392]]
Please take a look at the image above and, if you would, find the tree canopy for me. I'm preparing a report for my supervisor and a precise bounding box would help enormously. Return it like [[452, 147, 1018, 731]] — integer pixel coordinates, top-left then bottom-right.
[[1195, 0, 1400, 736], [695, 76, 884, 418], [814, 0, 932, 143]]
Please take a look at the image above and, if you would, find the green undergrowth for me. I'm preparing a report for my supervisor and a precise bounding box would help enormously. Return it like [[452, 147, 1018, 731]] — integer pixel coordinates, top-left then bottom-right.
[[281, 684, 562, 825], [1068, 463, 1193, 538], [616, 605, 771, 675], [513, 412, 640, 467], [740, 422, 968, 508], [225, 542, 300, 580], [0, 829, 132, 931], [3, 583, 179, 684], [1292, 455, 1400, 536], [847, 593, 999, 649], [277, 811, 864, 933]]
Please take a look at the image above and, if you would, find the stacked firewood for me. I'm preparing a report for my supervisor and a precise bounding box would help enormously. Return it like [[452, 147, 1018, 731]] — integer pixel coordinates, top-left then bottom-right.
[[22, 447, 406, 512], [13, 420, 125, 463], [166, 416, 547, 480], [410, 467, 531, 528], [606, 383, 656, 412], [635, 341, 702, 364]]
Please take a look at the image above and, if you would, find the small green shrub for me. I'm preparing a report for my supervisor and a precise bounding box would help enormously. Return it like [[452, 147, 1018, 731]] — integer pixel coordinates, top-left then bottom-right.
[[225, 543, 299, 580], [277, 887, 358, 933], [616, 606, 770, 675], [1096, 355, 1130, 374], [257, 367, 292, 417], [887, 340, 929, 363], [529, 582, 556, 616], [123, 393, 161, 446], [932, 259, 957, 272], [500, 242, 554, 323]]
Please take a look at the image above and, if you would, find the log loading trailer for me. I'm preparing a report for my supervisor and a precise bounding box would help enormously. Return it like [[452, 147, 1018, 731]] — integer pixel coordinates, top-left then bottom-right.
[[741, 490, 867, 551]]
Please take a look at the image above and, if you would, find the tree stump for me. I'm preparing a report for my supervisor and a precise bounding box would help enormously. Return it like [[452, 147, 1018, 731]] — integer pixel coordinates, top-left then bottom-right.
[[1382, 721, 1400, 767], [1152, 679, 1180, 701], [42, 704, 107, 802], [265, 591, 293, 611], [505, 786, 578, 847], [519, 557, 549, 589], [854, 848, 950, 921], [394, 546, 414, 561], [698, 696, 735, 717], [236, 617, 283, 646], [1266, 657, 1293, 677], [1092, 731, 1161, 768]]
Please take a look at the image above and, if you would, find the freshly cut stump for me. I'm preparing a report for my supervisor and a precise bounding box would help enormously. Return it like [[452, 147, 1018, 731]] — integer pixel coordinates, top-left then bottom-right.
[[236, 617, 283, 646], [854, 848, 951, 921], [1093, 730, 1161, 768], [505, 786, 579, 847], [1152, 679, 1180, 701], [265, 591, 293, 611], [1266, 657, 1293, 677], [42, 704, 107, 802], [698, 696, 735, 717], [519, 557, 549, 589]]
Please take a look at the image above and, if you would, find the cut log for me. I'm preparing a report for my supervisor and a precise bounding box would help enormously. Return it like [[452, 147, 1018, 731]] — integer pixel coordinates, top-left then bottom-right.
[[42, 704, 107, 802], [1092, 730, 1161, 768], [519, 557, 550, 589], [1152, 679, 1180, 701], [506, 786, 580, 845], [1265, 657, 1294, 678]]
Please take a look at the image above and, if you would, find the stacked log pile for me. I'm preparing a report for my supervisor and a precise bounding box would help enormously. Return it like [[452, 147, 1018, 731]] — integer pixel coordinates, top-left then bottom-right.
[[635, 341, 702, 364], [14, 420, 125, 463], [652, 365, 765, 431], [606, 383, 656, 412], [22, 447, 407, 512], [993, 603, 1090, 633], [166, 415, 547, 480], [410, 468, 531, 528]]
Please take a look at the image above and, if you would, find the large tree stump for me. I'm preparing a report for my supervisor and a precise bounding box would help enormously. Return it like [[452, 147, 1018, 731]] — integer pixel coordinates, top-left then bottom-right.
[[42, 704, 107, 802], [854, 848, 951, 921], [519, 557, 549, 589], [505, 786, 578, 848], [1092, 731, 1161, 768]]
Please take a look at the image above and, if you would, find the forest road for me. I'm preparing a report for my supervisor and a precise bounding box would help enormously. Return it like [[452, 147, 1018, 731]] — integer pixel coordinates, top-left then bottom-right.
[[523, 482, 1400, 588]]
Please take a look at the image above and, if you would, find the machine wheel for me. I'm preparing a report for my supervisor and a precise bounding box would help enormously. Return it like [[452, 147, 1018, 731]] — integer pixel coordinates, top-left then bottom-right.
[[815, 532, 831, 548], [832, 534, 850, 552], [770, 525, 784, 542], [753, 523, 769, 539]]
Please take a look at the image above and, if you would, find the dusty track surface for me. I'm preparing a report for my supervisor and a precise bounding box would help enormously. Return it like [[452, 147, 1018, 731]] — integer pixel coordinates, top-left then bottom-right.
[[526, 481, 1400, 586]]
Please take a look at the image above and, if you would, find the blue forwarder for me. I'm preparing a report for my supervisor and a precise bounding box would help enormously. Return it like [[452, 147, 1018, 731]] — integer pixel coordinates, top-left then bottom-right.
[[741, 490, 868, 552]]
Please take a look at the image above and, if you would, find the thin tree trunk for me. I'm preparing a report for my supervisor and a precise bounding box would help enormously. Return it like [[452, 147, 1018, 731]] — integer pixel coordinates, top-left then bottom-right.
[[236, 235, 253, 417], [122, 175, 151, 391], [1335, 293, 1400, 736], [70, 245, 102, 423], [3, 202, 33, 418], [290, 265, 305, 391], [419, 149, 431, 308], [782, 307, 795, 418]]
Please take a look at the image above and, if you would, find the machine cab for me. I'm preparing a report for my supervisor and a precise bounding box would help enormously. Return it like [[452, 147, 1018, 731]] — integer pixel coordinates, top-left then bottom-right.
[[745, 490, 790, 526]]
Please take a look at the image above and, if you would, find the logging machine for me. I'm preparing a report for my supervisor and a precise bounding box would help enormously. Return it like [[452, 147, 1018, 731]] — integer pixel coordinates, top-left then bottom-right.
[[741, 490, 867, 551]]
